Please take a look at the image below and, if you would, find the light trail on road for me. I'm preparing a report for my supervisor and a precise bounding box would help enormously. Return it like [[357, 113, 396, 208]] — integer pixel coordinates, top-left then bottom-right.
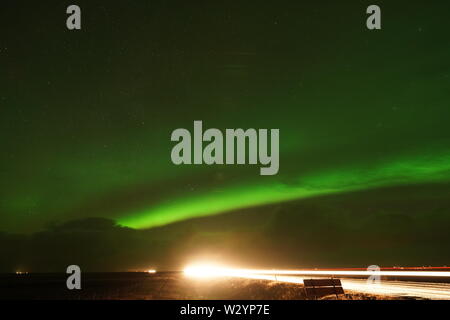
[[184, 265, 450, 278], [184, 264, 450, 299]]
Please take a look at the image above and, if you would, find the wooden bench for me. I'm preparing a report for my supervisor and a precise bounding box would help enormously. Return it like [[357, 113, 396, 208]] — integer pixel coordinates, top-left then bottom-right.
[[303, 278, 345, 299]]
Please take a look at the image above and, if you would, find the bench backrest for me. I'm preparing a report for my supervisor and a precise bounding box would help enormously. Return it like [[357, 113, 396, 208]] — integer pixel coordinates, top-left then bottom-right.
[[303, 278, 344, 298]]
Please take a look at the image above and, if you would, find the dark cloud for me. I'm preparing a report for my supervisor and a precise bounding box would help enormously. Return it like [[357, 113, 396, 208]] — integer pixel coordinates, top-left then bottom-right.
[[1, 183, 449, 272]]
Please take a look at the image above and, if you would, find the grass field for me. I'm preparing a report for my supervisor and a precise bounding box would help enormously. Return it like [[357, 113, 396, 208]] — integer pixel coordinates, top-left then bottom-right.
[[0, 272, 411, 300]]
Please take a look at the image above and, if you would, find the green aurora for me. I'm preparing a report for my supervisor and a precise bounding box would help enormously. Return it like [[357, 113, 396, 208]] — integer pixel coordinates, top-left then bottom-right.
[[1, 0, 450, 240], [119, 149, 450, 228]]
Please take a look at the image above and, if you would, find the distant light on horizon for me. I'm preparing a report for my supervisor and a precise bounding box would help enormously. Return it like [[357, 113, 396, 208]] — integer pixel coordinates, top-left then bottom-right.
[[147, 269, 156, 274], [15, 271, 28, 275]]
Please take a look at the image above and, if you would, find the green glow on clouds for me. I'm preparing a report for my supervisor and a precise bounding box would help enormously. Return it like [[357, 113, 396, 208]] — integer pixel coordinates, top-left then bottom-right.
[[118, 150, 450, 229]]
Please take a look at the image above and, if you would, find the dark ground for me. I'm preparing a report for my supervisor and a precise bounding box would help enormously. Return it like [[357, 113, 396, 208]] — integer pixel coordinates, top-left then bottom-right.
[[0, 272, 408, 300]]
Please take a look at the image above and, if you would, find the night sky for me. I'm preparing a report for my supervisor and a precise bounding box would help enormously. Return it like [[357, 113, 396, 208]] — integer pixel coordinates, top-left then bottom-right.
[[1, 1, 450, 271]]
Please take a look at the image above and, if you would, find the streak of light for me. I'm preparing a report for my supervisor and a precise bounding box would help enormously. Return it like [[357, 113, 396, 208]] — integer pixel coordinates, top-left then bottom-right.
[[184, 264, 450, 278], [183, 264, 450, 299]]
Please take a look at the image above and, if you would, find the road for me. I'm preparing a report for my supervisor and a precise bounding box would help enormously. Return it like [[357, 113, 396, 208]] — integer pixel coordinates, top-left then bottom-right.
[[241, 274, 450, 300], [184, 264, 450, 300], [184, 265, 450, 299], [341, 278, 450, 300]]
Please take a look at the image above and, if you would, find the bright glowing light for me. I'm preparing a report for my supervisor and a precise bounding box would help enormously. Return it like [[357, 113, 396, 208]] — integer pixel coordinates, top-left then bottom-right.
[[183, 264, 450, 279], [15, 271, 28, 275], [183, 264, 450, 299], [256, 269, 450, 277], [147, 269, 156, 273], [184, 264, 261, 279], [184, 264, 234, 278]]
